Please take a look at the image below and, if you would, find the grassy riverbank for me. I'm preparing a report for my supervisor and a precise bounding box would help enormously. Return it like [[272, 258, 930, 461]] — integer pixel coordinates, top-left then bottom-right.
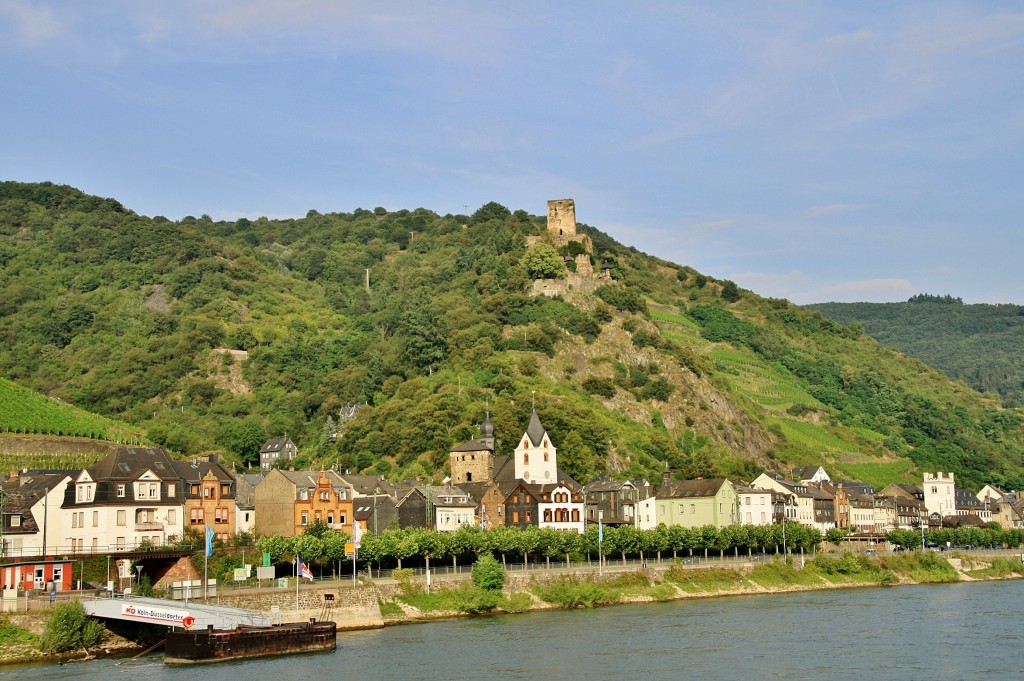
[[380, 551, 1022, 623], [3, 551, 1021, 667]]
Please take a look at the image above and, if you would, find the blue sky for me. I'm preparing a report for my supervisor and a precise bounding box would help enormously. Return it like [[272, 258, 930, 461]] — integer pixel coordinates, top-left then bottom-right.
[[2, 1, 1022, 304]]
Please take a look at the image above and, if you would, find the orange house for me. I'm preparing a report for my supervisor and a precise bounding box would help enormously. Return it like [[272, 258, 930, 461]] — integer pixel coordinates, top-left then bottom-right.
[[293, 471, 355, 537], [175, 458, 236, 543]]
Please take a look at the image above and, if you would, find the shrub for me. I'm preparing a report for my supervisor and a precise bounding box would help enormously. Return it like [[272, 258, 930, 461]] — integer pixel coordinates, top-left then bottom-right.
[[40, 601, 105, 653], [472, 553, 506, 592]]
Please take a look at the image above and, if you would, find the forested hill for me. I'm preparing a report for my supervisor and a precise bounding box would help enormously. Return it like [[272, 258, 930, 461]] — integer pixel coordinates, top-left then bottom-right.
[[806, 297, 1024, 407], [1, 181, 1023, 491]]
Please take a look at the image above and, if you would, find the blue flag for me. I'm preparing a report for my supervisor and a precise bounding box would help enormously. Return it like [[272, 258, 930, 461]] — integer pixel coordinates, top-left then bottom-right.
[[205, 525, 215, 557]]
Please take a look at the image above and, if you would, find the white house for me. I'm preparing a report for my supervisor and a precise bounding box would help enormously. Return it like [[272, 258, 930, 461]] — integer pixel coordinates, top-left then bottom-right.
[[735, 484, 774, 526], [537, 482, 586, 534], [63, 447, 186, 552]]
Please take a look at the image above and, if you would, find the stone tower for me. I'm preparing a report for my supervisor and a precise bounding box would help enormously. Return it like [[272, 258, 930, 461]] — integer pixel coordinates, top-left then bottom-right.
[[547, 199, 576, 239], [448, 410, 496, 485]]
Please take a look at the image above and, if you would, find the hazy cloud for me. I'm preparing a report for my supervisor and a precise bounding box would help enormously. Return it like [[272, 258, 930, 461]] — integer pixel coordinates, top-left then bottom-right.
[[0, 0, 64, 44], [804, 203, 867, 219]]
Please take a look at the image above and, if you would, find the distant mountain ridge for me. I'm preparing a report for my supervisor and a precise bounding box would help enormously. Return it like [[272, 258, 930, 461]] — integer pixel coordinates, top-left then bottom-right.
[[2, 181, 1023, 492], [805, 299, 1024, 406]]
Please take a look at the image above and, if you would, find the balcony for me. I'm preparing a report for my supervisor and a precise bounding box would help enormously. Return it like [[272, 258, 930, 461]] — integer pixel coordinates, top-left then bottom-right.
[[135, 521, 165, 531]]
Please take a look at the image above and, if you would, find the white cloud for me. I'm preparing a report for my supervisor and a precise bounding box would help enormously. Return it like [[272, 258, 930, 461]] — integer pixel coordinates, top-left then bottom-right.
[[0, 0, 63, 44], [803, 203, 867, 219]]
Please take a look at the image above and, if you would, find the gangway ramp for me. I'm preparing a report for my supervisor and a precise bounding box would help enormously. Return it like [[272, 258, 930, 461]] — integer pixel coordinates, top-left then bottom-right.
[[84, 596, 270, 629]]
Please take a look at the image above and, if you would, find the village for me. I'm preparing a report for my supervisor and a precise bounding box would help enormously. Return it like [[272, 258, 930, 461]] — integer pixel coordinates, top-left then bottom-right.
[[2, 406, 1019, 595]]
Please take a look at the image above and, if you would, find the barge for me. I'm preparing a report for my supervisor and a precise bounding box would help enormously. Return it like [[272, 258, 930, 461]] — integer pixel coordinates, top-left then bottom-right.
[[164, 618, 336, 664]]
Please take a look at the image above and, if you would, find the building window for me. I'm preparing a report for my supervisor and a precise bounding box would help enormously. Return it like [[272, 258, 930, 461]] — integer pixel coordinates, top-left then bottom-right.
[[512, 510, 519, 523], [525, 510, 532, 523], [117, 510, 126, 526], [117, 484, 126, 498], [690, 504, 695, 514], [204, 486, 214, 499], [571, 509, 580, 522], [168, 509, 176, 525], [301, 512, 309, 526], [167, 484, 175, 497], [221, 484, 230, 496], [93, 510, 99, 527], [524, 452, 529, 465]]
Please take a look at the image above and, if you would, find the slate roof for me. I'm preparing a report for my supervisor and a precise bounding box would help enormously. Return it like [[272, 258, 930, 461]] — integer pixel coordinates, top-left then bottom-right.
[[524, 410, 547, 447], [450, 438, 494, 453], [260, 436, 293, 453], [659, 478, 729, 498], [335, 474, 404, 498], [89, 446, 180, 482]]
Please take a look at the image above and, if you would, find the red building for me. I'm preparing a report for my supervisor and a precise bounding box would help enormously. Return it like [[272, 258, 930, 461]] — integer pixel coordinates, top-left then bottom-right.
[[1, 559, 74, 592]]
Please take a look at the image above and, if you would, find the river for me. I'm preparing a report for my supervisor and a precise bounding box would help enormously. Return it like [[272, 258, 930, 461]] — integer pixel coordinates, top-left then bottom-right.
[[6, 581, 1022, 681]]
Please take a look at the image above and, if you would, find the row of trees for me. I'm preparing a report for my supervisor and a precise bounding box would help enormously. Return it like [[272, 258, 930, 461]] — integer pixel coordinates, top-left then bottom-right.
[[254, 521, 826, 574]]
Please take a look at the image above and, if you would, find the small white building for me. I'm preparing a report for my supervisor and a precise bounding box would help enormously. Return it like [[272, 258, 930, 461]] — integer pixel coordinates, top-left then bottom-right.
[[636, 496, 658, 530], [736, 485, 774, 526], [537, 482, 585, 534]]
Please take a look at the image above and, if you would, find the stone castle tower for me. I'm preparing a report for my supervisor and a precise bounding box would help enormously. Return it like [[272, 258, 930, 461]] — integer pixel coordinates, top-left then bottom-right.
[[547, 199, 576, 240], [448, 411, 496, 485]]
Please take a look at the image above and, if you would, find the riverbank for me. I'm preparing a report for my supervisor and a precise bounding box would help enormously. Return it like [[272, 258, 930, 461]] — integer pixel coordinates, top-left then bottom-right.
[[3, 551, 1021, 667], [375, 551, 1024, 624]]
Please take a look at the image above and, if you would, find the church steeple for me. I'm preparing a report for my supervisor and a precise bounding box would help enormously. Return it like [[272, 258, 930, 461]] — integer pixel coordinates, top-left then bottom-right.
[[480, 408, 495, 450], [514, 409, 557, 483]]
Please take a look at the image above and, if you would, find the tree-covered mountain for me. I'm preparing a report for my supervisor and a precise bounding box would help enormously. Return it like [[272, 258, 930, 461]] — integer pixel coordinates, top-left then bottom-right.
[[806, 298, 1024, 407], [1, 181, 1022, 491]]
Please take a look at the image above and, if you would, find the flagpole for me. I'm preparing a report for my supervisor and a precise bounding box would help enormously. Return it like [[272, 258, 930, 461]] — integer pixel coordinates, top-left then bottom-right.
[[295, 555, 300, 614]]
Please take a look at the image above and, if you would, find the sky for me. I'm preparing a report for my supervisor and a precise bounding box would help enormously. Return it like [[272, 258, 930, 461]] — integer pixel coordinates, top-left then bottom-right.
[[2, 1, 1023, 305]]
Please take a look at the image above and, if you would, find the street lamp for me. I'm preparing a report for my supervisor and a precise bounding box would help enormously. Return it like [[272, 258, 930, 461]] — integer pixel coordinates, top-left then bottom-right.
[[135, 564, 144, 595]]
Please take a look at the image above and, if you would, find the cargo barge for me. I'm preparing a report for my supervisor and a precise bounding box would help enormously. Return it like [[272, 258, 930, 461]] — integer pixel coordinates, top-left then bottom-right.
[[164, 618, 336, 664]]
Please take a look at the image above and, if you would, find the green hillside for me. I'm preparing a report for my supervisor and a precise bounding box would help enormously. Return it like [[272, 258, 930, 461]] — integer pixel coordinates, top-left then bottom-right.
[[1, 181, 1021, 490], [806, 297, 1024, 406]]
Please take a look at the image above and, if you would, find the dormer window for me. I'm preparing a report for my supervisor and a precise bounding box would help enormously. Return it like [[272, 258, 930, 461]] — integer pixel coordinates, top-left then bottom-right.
[[11, 515, 20, 527], [117, 484, 126, 498]]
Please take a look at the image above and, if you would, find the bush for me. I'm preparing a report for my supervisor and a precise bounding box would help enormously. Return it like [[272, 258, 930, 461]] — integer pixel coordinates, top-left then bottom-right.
[[472, 553, 506, 592], [40, 601, 105, 653]]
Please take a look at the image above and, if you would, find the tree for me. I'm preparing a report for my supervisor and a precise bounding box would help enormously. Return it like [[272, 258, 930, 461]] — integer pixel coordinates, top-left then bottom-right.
[[40, 601, 105, 652], [471, 552, 505, 591], [522, 243, 565, 280], [215, 418, 266, 467], [825, 527, 847, 546], [721, 280, 741, 303]]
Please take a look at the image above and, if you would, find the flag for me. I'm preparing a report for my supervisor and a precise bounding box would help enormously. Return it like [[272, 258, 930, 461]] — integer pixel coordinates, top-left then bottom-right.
[[298, 556, 314, 582], [352, 521, 363, 549], [205, 525, 215, 557]]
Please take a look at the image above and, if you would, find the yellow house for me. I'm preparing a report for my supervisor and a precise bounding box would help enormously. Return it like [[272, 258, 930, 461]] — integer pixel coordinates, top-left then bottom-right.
[[653, 478, 739, 528]]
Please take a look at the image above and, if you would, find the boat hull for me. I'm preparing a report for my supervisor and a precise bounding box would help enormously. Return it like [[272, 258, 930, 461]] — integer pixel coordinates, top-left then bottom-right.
[[164, 619, 336, 664]]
